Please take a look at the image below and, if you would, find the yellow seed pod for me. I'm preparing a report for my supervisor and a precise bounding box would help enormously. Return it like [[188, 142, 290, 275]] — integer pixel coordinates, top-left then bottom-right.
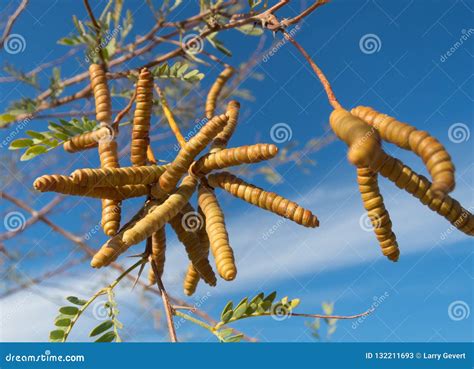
[[207, 171, 319, 228], [357, 167, 400, 261], [157, 114, 228, 194], [33, 174, 150, 200], [376, 152, 473, 236], [192, 144, 279, 175], [89, 64, 112, 125], [131, 68, 154, 166], [183, 264, 200, 296], [351, 106, 455, 197], [71, 165, 167, 187], [148, 227, 167, 285], [122, 176, 197, 247], [169, 206, 216, 286], [329, 109, 382, 168], [63, 127, 112, 153], [205, 66, 234, 119], [198, 184, 236, 281], [91, 200, 159, 268], [210, 100, 240, 152]]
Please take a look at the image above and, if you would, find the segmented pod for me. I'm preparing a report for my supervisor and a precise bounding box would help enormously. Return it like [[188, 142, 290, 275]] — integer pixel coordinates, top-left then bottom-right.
[[351, 106, 455, 197], [183, 264, 200, 296], [157, 114, 228, 194], [122, 176, 197, 247], [207, 171, 319, 228], [89, 64, 112, 125], [71, 165, 167, 187], [198, 184, 236, 281], [148, 227, 167, 285], [169, 206, 216, 286], [210, 100, 240, 152], [357, 167, 400, 261], [33, 175, 149, 200], [205, 66, 234, 119], [192, 144, 278, 175], [63, 127, 111, 153], [329, 109, 382, 168], [375, 152, 473, 236], [131, 68, 154, 166]]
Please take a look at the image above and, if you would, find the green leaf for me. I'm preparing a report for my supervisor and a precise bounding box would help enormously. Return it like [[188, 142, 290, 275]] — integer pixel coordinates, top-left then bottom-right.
[[0, 113, 17, 126], [49, 329, 65, 340], [54, 318, 72, 327], [95, 331, 116, 342], [66, 296, 87, 306], [59, 306, 79, 316], [236, 24, 264, 36], [89, 320, 114, 337], [232, 298, 248, 320], [207, 34, 232, 56], [217, 328, 233, 339], [9, 138, 33, 150], [221, 310, 233, 324], [220, 301, 233, 321], [289, 298, 300, 310], [224, 334, 244, 343], [25, 131, 46, 140], [322, 302, 334, 315], [20, 145, 48, 161]]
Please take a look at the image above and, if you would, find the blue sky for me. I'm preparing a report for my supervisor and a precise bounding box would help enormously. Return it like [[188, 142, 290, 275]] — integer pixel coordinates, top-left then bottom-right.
[[0, 0, 473, 343]]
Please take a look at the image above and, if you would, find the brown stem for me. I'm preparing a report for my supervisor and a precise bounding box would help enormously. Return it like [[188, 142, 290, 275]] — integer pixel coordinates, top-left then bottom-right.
[[83, 0, 108, 68], [283, 0, 330, 26], [0, 0, 29, 50], [113, 90, 136, 132]]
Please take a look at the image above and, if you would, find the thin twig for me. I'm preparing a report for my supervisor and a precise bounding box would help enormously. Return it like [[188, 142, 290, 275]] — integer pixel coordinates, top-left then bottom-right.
[[155, 84, 186, 147], [113, 90, 136, 132], [0, 0, 29, 51], [83, 0, 107, 68], [283, 0, 330, 26]]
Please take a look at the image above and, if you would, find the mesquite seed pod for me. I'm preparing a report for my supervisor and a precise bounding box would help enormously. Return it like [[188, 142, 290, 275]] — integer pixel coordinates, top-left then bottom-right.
[[192, 144, 279, 175], [183, 264, 200, 296], [89, 64, 112, 125], [351, 106, 455, 197], [71, 165, 167, 187], [122, 176, 197, 246], [157, 114, 228, 194], [63, 127, 112, 153], [148, 227, 167, 285], [169, 207, 217, 286], [33, 175, 150, 200], [205, 66, 235, 119], [210, 100, 240, 152], [329, 109, 382, 168], [357, 167, 400, 261], [198, 184, 236, 281], [207, 171, 319, 228], [375, 152, 473, 236], [131, 68, 154, 166]]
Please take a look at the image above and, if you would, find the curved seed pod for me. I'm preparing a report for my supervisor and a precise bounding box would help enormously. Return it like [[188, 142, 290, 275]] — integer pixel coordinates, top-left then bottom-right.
[[91, 200, 159, 268], [351, 106, 455, 197], [357, 167, 400, 261], [63, 127, 111, 153], [193, 144, 278, 175], [157, 114, 228, 194], [329, 109, 382, 168], [71, 165, 167, 187], [131, 68, 154, 166], [210, 100, 240, 152], [122, 176, 197, 247], [33, 175, 150, 200], [183, 264, 200, 296], [89, 64, 112, 125], [207, 171, 319, 228], [101, 199, 121, 237], [148, 227, 167, 285], [169, 207, 216, 286], [375, 152, 473, 236], [205, 66, 234, 119], [198, 184, 236, 281]]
